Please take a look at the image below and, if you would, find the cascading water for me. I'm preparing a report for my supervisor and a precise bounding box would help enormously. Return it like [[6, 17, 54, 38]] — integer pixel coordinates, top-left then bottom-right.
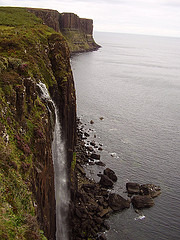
[[37, 82, 69, 240]]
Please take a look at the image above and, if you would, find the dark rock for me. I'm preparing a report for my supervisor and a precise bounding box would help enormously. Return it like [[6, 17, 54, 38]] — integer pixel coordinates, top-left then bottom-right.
[[90, 140, 96, 146], [104, 168, 117, 182], [84, 132, 90, 137], [90, 120, 94, 124], [131, 195, 154, 209], [95, 217, 103, 225], [91, 153, 100, 160], [140, 184, 161, 198], [99, 175, 113, 188], [103, 221, 110, 230], [86, 146, 93, 152], [98, 207, 112, 218], [99, 117, 104, 120], [98, 147, 103, 151], [95, 161, 106, 167], [126, 182, 140, 194], [108, 193, 130, 211], [98, 234, 107, 240]]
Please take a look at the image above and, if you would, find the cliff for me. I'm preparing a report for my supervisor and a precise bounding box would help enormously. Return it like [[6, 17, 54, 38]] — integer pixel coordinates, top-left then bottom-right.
[[0, 7, 76, 239], [27, 9, 100, 53]]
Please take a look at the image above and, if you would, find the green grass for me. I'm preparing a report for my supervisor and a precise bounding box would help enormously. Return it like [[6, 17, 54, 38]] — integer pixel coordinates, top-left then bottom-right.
[[0, 7, 42, 27]]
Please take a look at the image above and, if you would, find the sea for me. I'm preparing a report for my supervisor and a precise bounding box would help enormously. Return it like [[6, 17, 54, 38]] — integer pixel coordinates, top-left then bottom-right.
[[71, 32, 180, 240]]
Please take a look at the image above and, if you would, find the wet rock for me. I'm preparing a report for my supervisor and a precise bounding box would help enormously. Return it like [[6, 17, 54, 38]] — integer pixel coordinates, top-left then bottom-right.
[[104, 168, 117, 182], [95, 161, 106, 167], [140, 184, 161, 198], [126, 182, 140, 194], [90, 153, 100, 160], [131, 195, 154, 209], [99, 175, 113, 188], [108, 193, 130, 211]]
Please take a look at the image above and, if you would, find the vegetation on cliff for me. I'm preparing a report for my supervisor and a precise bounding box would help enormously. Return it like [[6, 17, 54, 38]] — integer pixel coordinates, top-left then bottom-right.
[[0, 7, 76, 240]]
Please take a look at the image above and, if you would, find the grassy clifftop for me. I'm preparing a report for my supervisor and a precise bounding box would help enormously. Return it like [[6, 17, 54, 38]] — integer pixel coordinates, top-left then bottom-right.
[[0, 7, 76, 240]]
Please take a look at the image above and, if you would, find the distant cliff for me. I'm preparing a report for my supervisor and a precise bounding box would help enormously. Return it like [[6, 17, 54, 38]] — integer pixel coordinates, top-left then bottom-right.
[[27, 9, 100, 53]]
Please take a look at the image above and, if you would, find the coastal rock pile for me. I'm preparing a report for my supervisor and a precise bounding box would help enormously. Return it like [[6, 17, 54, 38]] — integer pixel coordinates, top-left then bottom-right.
[[70, 121, 130, 240], [126, 182, 161, 209], [71, 119, 161, 239]]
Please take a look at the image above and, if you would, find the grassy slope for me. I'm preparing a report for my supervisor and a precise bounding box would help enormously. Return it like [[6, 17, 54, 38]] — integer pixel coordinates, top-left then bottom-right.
[[0, 7, 62, 239]]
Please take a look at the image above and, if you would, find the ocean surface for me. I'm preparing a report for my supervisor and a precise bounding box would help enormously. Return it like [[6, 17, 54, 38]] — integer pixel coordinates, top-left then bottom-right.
[[71, 32, 180, 240]]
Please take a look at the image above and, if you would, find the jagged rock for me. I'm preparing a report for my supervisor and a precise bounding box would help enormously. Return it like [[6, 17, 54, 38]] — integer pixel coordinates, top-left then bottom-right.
[[126, 182, 140, 194], [90, 153, 100, 160], [104, 168, 117, 182], [131, 195, 154, 209], [140, 184, 161, 198], [108, 193, 130, 211], [99, 175, 113, 188]]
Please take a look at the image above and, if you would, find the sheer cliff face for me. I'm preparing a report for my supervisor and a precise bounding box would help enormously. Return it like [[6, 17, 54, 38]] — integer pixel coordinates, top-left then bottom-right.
[[0, 7, 76, 240]]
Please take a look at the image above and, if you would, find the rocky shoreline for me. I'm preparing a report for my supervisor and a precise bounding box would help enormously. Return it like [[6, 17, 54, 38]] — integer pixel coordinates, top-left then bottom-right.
[[70, 119, 161, 240]]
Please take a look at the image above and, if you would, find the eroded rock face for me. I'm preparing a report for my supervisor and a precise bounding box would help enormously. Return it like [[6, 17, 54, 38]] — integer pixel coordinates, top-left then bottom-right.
[[27, 8, 61, 32]]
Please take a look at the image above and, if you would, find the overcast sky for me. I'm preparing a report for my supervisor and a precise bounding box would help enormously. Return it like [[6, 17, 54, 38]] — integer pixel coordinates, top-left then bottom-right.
[[1, 0, 180, 37]]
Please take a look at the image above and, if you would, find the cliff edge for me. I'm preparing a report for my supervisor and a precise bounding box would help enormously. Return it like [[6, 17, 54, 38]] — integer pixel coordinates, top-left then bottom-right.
[[27, 8, 100, 53]]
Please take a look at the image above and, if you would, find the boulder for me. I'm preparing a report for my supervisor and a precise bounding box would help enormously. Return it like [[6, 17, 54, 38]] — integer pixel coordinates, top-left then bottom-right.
[[86, 146, 93, 152], [99, 175, 113, 188], [126, 182, 140, 194], [131, 195, 154, 209], [90, 140, 96, 146], [90, 153, 100, 160], [104, 168, 117, 182], [95, 161, 106, 166], [140, 184, 161, 198], [108, 193, 130, 211]]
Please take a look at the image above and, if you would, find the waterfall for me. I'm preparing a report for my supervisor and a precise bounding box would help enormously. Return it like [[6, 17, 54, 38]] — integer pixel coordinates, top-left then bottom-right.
[[37, 82, 69, 240]]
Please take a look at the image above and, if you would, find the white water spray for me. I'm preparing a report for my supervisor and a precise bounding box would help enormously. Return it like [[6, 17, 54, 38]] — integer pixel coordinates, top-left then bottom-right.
[[37, 82, 69, 240]]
